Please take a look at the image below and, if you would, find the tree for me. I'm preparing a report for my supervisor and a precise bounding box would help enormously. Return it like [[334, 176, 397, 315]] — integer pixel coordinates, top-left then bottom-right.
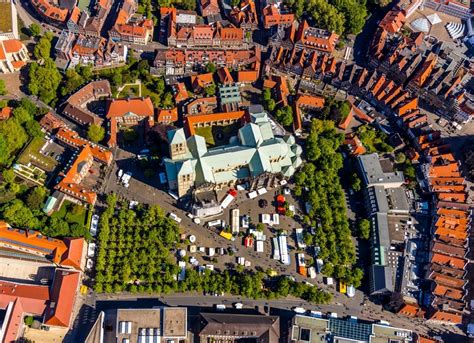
[[206, 63, 217, 73], [33, 35, 52, 60], [275, 105, 293, 126], [19, 98, 39, 117], [0, 80, 6, 96], [1, 199, 39, 229], [357, 218, 371, 239], [24, 315, 34, 327], [332, 0, 367, 34], [28, 60, 62, 105], [29, 23, 41, 37], [395, 152, 406, 164], [256, 223, 265, 232], [350, 172, 361, 192], [87, 124, 105, 143], [25, 120, 43, 138], [61, 68, 83, 96], [204, 84, 216, 97], [12, 107, 33, 125], [0, 118, 28, 164], [26, 186, 47, 210]]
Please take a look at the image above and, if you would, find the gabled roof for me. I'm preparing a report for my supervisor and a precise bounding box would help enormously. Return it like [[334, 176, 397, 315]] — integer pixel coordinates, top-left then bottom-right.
[[106, 97, 154, 119], [44, 269, 81, 327]]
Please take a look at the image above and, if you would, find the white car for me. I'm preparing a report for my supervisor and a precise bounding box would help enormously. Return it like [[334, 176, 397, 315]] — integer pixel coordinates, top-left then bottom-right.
[[292, 307, 306, 314], [234, 302, 243, 309], [283, 187, 291, 195], [90, 214, 99, 236], [168, 212, 182, 223]]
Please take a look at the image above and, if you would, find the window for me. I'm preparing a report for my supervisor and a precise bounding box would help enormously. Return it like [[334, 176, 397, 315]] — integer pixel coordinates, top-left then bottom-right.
[[299, 328, 311, 341]]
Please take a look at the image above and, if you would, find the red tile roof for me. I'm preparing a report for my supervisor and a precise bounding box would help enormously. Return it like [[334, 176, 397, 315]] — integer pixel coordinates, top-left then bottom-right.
[[56, 127, 113, 166], [0, 106, 12, 120], [157, 107, 178, 124], [185, 111, 247, 135], [0, 222, 84, 270], [106, 97, 154, 119], [44, 269, 81, 327]]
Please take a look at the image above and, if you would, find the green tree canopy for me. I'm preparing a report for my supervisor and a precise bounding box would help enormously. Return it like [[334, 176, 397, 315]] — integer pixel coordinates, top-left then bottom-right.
[[357, 218, 371, 239], [12, 107, 33, 125], [87, 124, 105, 143], [275, 105, 294, 127], [29, 23, 41, 37], [204, 84, 216, 97], [33, 35, 52, 60], [0, 80, 6, 96], [26, 186, 48, 210], [28, 60, 62, 105]]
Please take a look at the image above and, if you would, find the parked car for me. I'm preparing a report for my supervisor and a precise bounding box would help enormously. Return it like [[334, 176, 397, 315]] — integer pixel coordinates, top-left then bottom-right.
[[168, 212, 182, 223]]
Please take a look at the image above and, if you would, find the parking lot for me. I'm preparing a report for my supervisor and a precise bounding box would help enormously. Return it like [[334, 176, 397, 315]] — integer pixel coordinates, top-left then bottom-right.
[[101, 148, 366, 304]]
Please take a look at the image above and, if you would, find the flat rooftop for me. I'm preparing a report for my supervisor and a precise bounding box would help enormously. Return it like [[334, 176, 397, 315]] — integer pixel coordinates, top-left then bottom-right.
[[162, 307, 187, 337], [0, 1, 13, 34], [116, 307, 187, 343]]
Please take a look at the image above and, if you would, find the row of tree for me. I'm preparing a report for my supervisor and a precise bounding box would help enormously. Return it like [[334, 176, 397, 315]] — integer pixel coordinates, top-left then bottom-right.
[[294, 119, 364, 287], [286, 0, 368, 35], [94, 195, 332, 303]]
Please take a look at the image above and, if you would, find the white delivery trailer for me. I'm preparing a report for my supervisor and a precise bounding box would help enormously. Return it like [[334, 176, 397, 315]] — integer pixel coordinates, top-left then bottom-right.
[[278, 234, 290, 265], [231, 209, 240, 234], [220, 193, 235, 209], [295, 228, 306, 249], [273, 237, 280, 260], [256, 241, 264, 253], [261, 214, 271, 224], [257, 188, 267, 195], [248, 191, 258, 199], [272, 214, 279, 226], [207, 220, 222, 228]]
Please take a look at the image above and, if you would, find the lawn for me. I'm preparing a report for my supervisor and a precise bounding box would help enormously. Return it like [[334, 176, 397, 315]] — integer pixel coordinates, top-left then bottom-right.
[[0, 2, 12, 34], [117, 84, 141, 98], [194, 126, 215, 146], [17, 137, 57, 172], [51, 200, 88, 227], [195, 123, 241, 147]]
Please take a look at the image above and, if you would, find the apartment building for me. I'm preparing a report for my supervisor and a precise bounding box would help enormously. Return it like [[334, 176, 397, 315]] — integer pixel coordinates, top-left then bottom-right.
[[153, 47, 260, 76], [109, 0, 154, 45], [62, 80, 111, 126], [261, 0, 294, 29], [30, 0, 69, 23], [228, 0, 259, 30], [67, 0, 111, 37], [295, 20, 339, 54]]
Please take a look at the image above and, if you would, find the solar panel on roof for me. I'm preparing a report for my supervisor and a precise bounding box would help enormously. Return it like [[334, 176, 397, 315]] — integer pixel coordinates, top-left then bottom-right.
[[329, 318, 372, 341]]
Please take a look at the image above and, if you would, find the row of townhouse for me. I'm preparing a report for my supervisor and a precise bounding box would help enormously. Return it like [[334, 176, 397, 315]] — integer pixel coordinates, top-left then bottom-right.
[[385, 86, 471, 325], [109, 0, 154, 45], [55, 30, 128, 69], [153, 47, 261, 83], [161, 7, 247, 49], [368, 1, 472, 125]]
